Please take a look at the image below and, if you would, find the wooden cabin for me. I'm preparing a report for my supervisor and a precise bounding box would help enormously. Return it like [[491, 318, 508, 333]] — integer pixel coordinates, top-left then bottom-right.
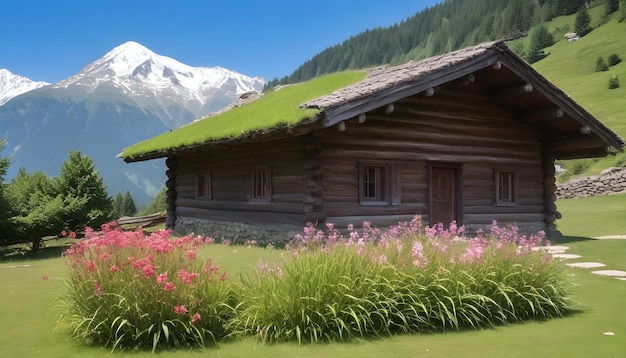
[[120, 41, 624, 243]]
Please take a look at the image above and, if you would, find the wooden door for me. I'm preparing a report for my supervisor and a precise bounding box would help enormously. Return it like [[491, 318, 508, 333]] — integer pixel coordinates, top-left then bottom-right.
[[430, 167, 460, 226]]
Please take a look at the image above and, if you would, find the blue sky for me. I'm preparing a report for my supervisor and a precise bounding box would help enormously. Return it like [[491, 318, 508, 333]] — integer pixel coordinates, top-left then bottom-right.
[[1, 0, 441, 83]]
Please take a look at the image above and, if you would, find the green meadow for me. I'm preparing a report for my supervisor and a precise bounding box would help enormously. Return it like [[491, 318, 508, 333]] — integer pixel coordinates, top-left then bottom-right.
[[2, 192, 625, 357]]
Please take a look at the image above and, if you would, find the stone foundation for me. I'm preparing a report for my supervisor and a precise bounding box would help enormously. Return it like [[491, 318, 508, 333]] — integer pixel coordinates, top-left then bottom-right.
[[174, 217, 301, 247]]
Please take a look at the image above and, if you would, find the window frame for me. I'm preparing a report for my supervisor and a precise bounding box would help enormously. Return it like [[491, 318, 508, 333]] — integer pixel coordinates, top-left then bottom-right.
[[495, 168, 518, 206], [250, 166, 272, 202], [195, 171, 212, 200], [359, 161, 392, 205]]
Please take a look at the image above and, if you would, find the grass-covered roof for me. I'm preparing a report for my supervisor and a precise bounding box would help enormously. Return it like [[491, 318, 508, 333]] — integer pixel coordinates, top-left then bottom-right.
[[120, 71, 366, 162]]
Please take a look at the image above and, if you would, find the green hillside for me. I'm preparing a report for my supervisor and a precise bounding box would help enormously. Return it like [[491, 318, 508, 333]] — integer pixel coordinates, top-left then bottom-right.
[[531, 12, 626, 178]]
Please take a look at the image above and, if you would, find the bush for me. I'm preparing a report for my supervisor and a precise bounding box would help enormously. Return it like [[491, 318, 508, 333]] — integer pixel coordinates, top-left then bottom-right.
[[230, 217, 571, 344], [596, 56, 609, 72], [60, 223, 235, 351], [609, 75, 620, 89], [608, 53, 623, 67]]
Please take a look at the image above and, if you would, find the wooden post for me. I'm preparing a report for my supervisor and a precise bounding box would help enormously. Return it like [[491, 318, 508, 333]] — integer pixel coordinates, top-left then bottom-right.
[[165, 157, 178, 229], [302, 135, 327, 224], [542, 154, 562, 237]]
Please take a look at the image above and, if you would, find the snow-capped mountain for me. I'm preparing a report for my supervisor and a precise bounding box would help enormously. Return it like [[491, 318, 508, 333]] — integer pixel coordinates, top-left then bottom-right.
[[0, 41, 265, 206], [0, 69, 49, 106], [55, 41, 264, 117]]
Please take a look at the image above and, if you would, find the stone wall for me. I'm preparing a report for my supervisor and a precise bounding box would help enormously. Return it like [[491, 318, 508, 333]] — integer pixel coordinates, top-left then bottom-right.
[[556, 167, 626, 199], [174, 217, 300, 247]]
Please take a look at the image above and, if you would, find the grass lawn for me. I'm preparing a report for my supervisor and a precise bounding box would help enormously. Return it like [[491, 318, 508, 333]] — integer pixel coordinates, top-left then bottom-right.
[[2, 215, 626, 357]]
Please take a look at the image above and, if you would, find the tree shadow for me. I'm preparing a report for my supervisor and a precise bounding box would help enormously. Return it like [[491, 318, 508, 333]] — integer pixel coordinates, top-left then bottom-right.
[[0, 243, 69, 263]]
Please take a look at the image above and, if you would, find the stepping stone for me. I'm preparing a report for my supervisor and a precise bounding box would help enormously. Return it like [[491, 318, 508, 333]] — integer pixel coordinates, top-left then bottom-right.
[[532, 245, 569, 254], [553, 254, 583, 259], [567, 262, 606, 269], [591, 270, 626, 277]]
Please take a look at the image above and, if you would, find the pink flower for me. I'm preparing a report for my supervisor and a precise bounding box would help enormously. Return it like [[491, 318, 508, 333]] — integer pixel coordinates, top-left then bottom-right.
[[94, 282, 103, 296], [110, 265, 119, 272], [61, 230, 67, 237], [156, 273, 168, 284], [191, 313, 201, 324], [69, 231, 77, 239], [174, 305, 188, 314], [178, 269, 199, 284], [163, 282, 176, 292], [99, 253, 111, 261], [41, 275, 48, 280], [187, 250, 197, 260], [142, 264, 156, 278], [85, 260, 97, 273]]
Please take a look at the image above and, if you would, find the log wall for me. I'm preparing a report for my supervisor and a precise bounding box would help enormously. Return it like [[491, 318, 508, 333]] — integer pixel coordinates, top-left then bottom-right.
[[172, 85, 553, 237], [174, 136, 307, 227], [316, 87, 547, 232]]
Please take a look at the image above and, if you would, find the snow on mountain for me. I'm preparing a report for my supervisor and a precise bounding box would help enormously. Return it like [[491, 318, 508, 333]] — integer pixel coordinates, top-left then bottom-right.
[[55, 41, 264, 117], [0, 69, 49, 105]]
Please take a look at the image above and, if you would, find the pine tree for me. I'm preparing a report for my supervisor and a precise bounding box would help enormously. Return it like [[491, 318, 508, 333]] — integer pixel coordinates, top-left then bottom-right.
[[606, 0, 619, 15], [596, 57, 609, 72], [113, 193, 124, 218], [55, 150, 113, 231], [123, 190, 137, 217], [0, 139, 14, 244], [575, 8, 592, 37]]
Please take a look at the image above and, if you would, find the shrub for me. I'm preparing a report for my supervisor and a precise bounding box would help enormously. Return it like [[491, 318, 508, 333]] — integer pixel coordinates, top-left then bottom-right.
[[59, 223, 234, 351], [230, 217, 571, 344], [609, 75, 620, 89], [608, 53, 623, 67], [596, 56, 609, 72]]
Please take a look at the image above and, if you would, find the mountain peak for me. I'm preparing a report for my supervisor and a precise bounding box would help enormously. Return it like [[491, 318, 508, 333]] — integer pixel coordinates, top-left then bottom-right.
[[0, 68, 50, 106]]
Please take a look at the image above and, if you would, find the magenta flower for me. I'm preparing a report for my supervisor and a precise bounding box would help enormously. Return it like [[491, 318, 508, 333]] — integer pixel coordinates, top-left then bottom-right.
[[191, 313, 201, 324], [110, 265, 119, 272], [163, 282, 176, 292], [156, 273, 168, 284], [85, 260, 97, 273], [174, 305, 188, 314], [93, 282, 103, 296], [142, 264, 156, 279]]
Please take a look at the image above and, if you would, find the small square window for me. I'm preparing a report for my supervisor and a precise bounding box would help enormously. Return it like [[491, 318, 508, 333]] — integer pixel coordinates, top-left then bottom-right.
[[496, 170, 517, 205], [359, 162, 393, 204], [251, 167, 271, 201], [196, 172, 212, 200]]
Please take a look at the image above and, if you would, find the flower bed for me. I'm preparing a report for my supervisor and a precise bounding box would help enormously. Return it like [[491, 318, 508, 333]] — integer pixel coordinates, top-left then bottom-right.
[[60, 217, 572, 350], [230, 217, 571, 344], [60, 223, 234, 351]]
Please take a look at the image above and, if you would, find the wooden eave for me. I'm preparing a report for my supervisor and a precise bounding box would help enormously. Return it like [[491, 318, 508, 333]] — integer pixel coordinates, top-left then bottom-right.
[[309, 42, 623, 160]]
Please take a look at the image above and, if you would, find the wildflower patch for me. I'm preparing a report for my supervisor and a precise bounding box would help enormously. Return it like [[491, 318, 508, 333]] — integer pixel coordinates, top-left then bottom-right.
[[59, 217, 572, 349], [230, 217, 572, 344], [60, 223, 234, 351]]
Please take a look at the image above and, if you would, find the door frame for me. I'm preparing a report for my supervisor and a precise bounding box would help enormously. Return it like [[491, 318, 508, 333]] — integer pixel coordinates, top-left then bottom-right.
[[428, 162, 463, 227]]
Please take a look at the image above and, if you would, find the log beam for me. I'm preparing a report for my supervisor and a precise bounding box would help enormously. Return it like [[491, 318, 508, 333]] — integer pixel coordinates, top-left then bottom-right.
[[517, 107, 564, 123], [490, 82, 533, 102]]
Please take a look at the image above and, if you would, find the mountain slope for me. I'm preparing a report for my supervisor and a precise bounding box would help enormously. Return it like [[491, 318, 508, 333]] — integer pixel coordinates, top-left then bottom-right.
[[0, 69, 49, 106], [0, 42, 264, 206]]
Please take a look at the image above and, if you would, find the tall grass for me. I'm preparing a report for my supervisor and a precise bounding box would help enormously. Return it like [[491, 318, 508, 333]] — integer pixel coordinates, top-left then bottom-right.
[[230, 217, 572, 344], [59, 223, 235, 351]]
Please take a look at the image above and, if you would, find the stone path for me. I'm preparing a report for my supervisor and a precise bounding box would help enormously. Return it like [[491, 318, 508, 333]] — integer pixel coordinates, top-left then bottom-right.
[[534, 243, 626, 281]]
